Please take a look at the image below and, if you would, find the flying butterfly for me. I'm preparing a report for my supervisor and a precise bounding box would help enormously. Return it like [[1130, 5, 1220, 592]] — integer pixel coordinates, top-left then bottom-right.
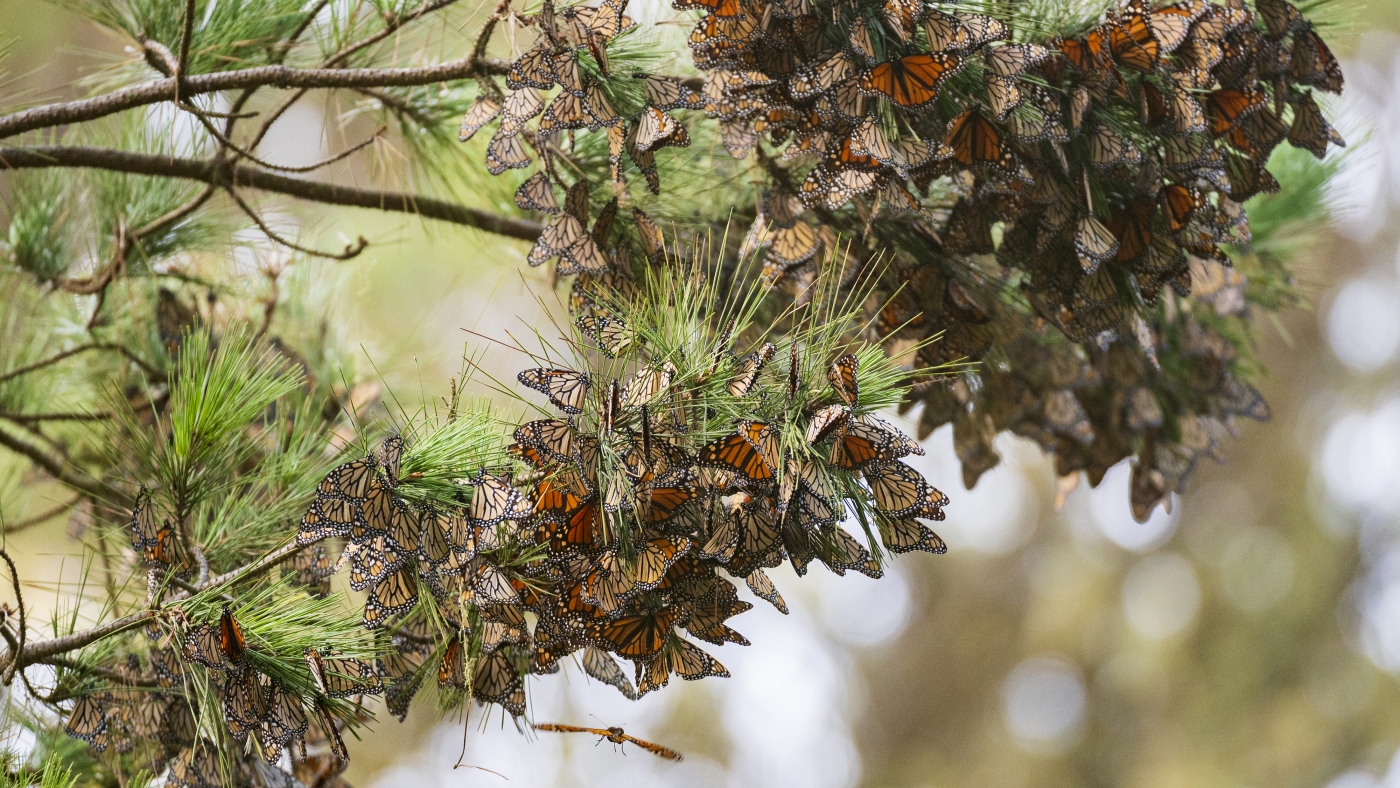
[[535, 723, 683, 761]]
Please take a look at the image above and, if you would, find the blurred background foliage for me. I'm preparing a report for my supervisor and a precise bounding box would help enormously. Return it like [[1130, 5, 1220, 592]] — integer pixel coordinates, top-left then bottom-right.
[[2, 1, 1399, 787]]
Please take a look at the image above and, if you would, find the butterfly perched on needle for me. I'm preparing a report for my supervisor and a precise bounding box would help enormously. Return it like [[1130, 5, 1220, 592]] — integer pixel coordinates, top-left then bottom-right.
[[535, 723, 683, 761]]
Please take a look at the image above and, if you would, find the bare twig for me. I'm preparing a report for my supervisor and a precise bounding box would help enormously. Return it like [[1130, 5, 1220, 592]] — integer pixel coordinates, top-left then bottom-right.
[[0, 548, 26, 686], [221, 0, 334, 139], [184, 97, 383, 175], [0, 412, 113, 423], [226, 187, 370, 260], [177, 0, 197, 102], [4, 497, 79, 534], [0, 425, 128, 504], [0, 57, 510, 139], [0, 146, 544, 241], [246, 0, 465, 150], [0, 342, 159, 384]]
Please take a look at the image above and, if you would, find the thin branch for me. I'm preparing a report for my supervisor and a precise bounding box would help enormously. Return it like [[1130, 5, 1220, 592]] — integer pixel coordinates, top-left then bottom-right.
[[0, 424, 127, 504], [245, 0, 465, 150], [226, 187, 370, 260], [0, 548, 26, 686], [177, 0, 197, 103], [473, 0, 514, 65], [0, 57, 510, 139], [183, 97, 384, 175], [4, 497, 78, 534], [0, 412, 113, 423], [132, 184, 216, 242], [0, 146, 544, 241], [0, 342, 158, 384], [222, 0, 333, 139], [38, 656, 163, 688]]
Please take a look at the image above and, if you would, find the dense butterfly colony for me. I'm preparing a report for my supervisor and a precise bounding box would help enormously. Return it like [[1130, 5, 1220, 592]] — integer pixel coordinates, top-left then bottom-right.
[[466, 0, 1343, 521], [62, 264, 951, 778]]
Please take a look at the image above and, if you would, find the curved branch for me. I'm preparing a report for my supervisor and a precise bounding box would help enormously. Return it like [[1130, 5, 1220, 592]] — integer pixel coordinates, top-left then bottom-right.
[[0, 146, 544, 241], [0, 548, 26, 686], [0, 425, 128, 504], [0, 342, 159, 384], [0, 57, 511, 140], [226, 187, 370, 260]]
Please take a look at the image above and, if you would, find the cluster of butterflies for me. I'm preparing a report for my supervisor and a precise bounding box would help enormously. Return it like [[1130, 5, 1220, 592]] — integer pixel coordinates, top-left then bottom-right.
[[459, 0, 705, 196], [62, 607, 356, 788]]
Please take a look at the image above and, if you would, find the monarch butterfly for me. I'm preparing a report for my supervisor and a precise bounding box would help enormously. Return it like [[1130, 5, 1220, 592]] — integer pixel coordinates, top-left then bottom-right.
[[857, 53, 963, 108], [217, 606, 248, 664], [699, 422, 779, 484], [685, 582, 752, 646], [223, 669, 270, 741], [129, 489, 178, 568], [535, 723, 684, 760], [507, 43, 556, 90], [946, 109, 1017, 172], [436, 638, 466, 688], [827, 353, 858, 407], [586, 605, 681, 659], [1058, 27, 1109, 71], [634, 106, 690, 152], [539, 91, 589, 133], [621, 361, 676, 408], [822, 526, 883, 579], [745, 568, 788, 613], [584, 81, 621, 131], [625, 121, 663, 193], [674, 0, 743, 19], [633, 207, 666, 261], [1108, 197, 1155, 263], [517, 368, 590, 414], [640, 75, 705, 110], [348, 536, 405, 591], [1108, 0, 1159, 72], [305, 650, 381, 698], [856, 413, 923, 456], [728, 342, 776, 396], [314, 699, 350, 763], [260, 681, 308, 753], [582, 645, 638, 699], [629, 536, 693, 590], [985, 42, 1051, 77], [1149, 0, 1206, 52], [1206, 88, 1267, 137], [1224, 153, 1280, 202], [472, 649, 525, 715], [363, 566, 418, 629], [865, 461, 949, 519], [924, 10, 1008, 51], [485, 131, 531, 176], [375, 435, 404, 486], [791, 52, 854, 98], [65, 695, 108, 749], [830, 418, 905, 470], [848, 16, 876, 61], [1087, 122, 1141, 168], [986, 76, 1024, 119], [459, 95, 503, 142], [1290, 26, 1344, 93], [1287, 91, 1345, 158], [638, 637, 730, 696], [501, 86, 545, 127], [1074, 214, 1120, 274], [1226, 107, 1288, 160], [511, 423, 570, 475], [288, 543, 334, 596], [1256, 0, 1303, 37]]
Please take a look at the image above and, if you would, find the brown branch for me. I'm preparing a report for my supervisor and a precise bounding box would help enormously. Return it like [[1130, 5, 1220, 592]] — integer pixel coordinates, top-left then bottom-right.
[[0, 146, 543, 241], [0, 342, 158, 384], [39, 656, 163, 688], [0, 424, 127, 504], [11, 537, 316, 671], [0, 412, 113, 423], [4, 498, 78, 534], [226, 187, 370, 260], [245, 0, 465, 151], [0, 57, 510, 140], [0, 548, 25, 686], [177, 0, 197, 102]]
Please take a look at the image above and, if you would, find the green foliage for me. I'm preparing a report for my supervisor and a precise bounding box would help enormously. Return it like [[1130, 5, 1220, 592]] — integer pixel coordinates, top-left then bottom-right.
[[2, 172, 73, 282]]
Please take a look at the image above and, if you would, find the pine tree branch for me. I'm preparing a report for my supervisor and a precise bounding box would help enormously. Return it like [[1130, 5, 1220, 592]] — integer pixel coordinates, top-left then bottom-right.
[[0, 57, 511, 140], [0, 412, 113, 422], [0, 342, 160, 384], [8, 537, 319, 672], [0, 425, 128, 504], [0, 146, 543, 241], [3, 498, 78, 533]]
